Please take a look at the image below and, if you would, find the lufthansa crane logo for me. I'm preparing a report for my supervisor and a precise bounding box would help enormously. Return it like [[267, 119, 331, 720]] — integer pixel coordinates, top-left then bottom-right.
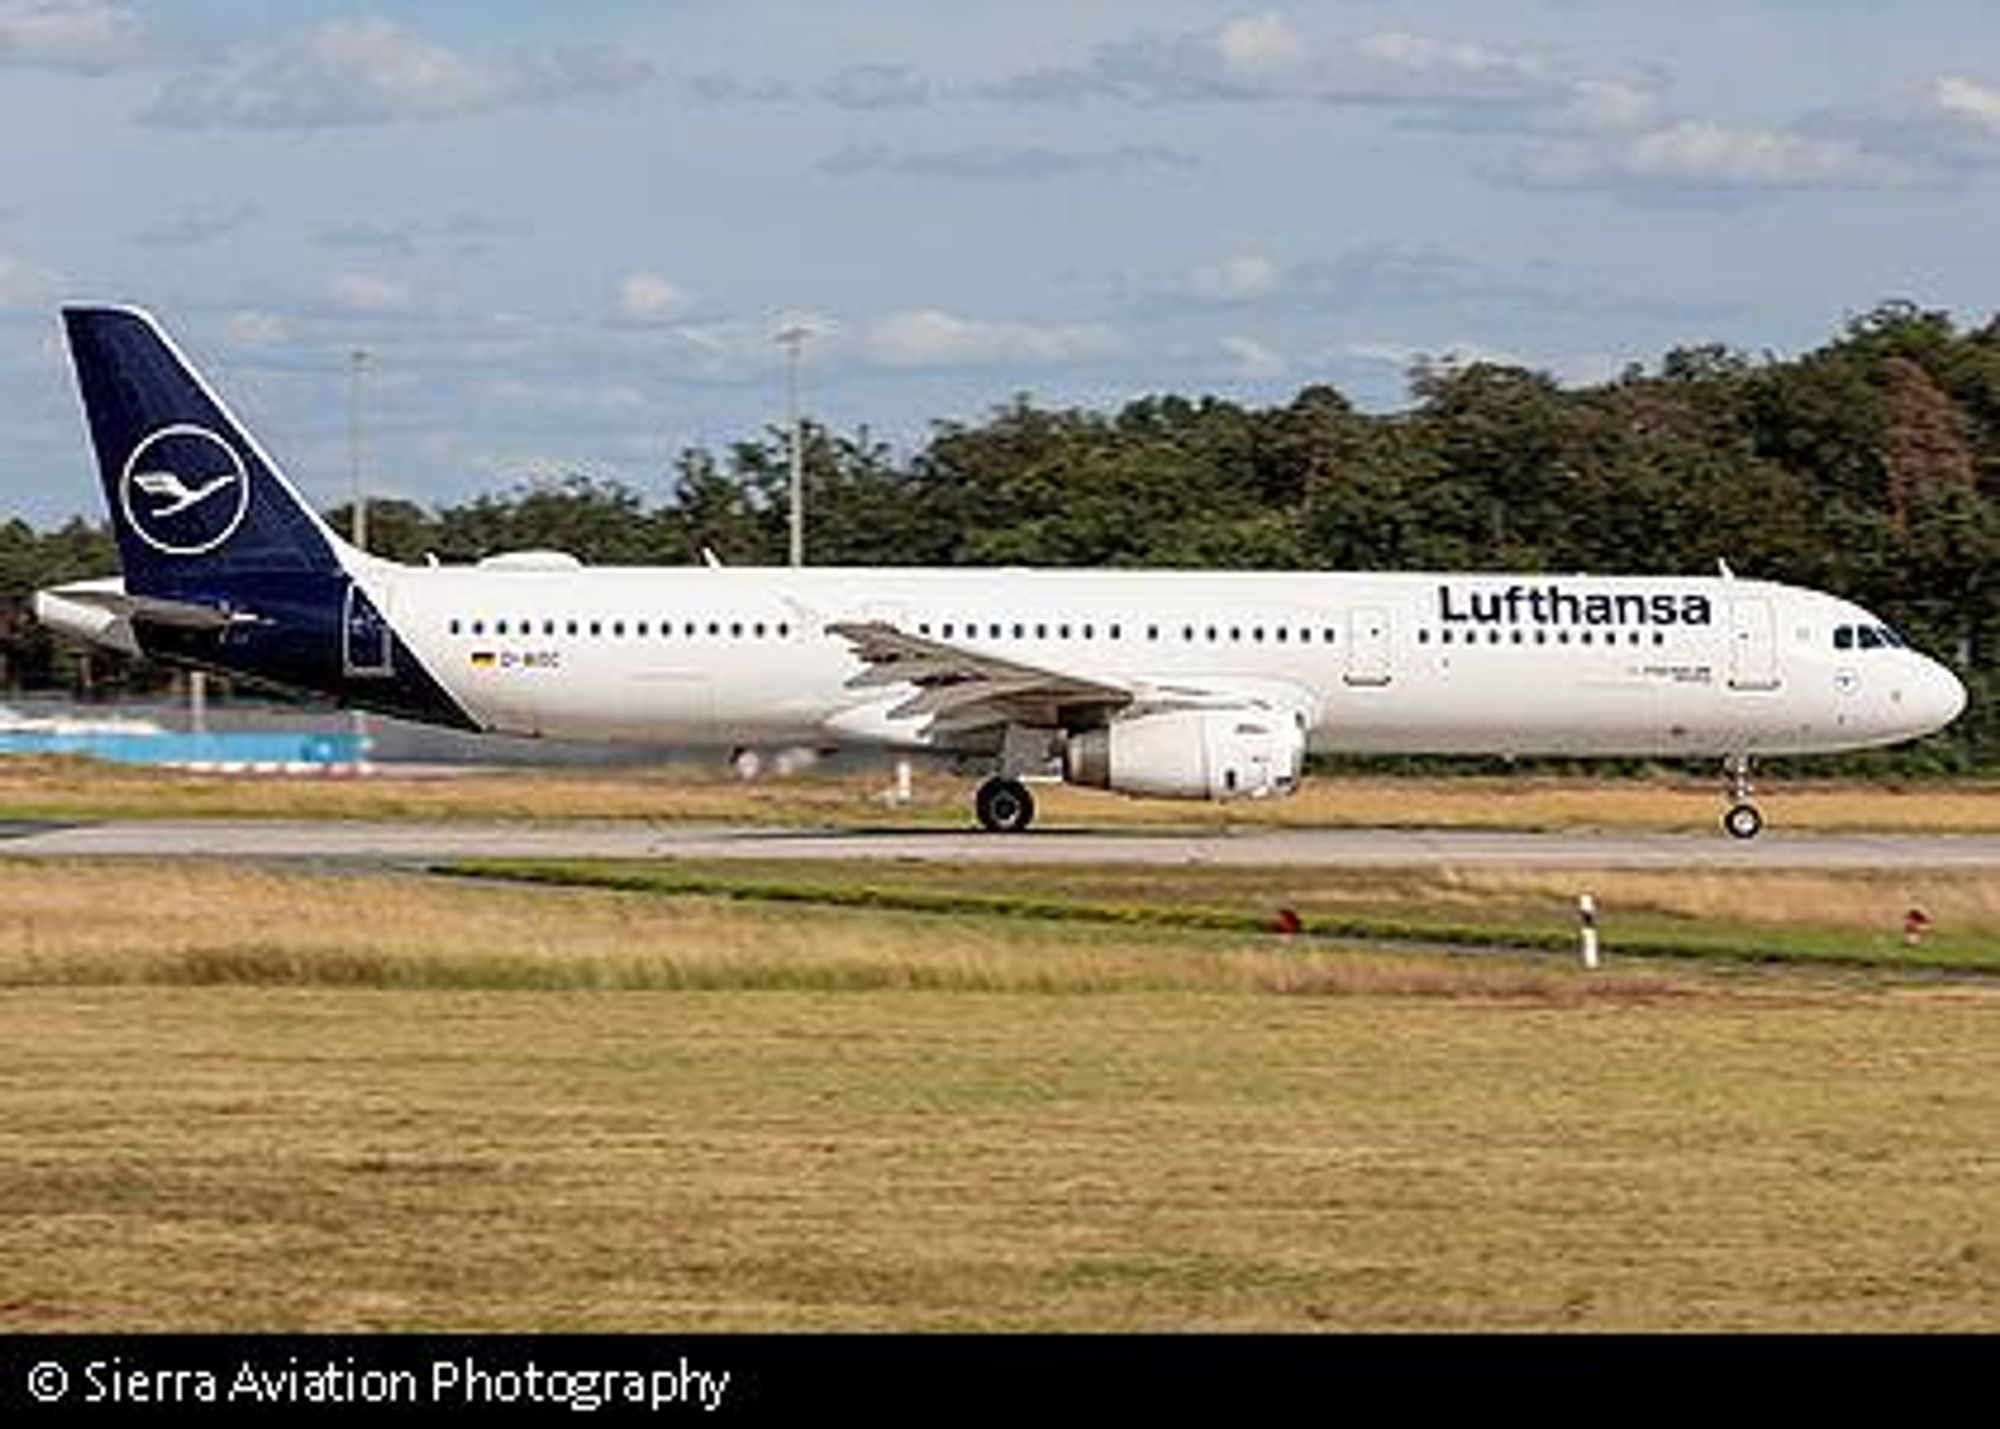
[[119, 424, 251, 556]]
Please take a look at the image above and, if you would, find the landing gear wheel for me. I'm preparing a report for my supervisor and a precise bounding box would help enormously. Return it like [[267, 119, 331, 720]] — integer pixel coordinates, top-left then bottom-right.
[[1723, 803, 1763, 841], [975, 777, 1036, 833]]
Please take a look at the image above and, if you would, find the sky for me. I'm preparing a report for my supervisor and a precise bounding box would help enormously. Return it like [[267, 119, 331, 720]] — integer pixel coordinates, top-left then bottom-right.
[[4, 0, 2000, 526]]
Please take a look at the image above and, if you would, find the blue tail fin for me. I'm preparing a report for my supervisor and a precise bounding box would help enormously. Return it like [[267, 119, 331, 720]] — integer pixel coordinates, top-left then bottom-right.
[[63, 305, 348, 597]]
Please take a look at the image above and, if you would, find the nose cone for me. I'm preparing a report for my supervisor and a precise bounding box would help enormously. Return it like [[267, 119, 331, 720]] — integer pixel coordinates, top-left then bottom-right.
[[1916, 659, 1968, 735]]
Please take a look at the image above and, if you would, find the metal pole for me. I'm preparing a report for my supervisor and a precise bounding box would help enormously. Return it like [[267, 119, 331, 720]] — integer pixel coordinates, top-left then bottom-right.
[[346, 348, 370, 763], [348, 349, 370, 552], [776, 325, 809, 567]]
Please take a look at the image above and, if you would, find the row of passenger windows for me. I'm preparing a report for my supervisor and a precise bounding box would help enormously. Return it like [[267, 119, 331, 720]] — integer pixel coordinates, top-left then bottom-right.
[[444, 616, 1678, 649], [444, 616, 1342, 645], [912, 621, 1339, 645], [450, 617, 792, 640], [1419, 627, 1669, 648]]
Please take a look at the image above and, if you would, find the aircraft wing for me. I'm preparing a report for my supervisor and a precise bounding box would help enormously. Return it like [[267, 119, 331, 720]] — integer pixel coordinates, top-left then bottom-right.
[[828, 620, 1130, 734], [826, 620, 1315, 738]]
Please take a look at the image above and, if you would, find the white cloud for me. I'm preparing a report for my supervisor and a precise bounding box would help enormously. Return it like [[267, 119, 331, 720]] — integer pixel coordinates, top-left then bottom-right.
[[143, 16, 651, 129], [992, 17, 1573, 114], [329, 273, 414, 313], [1337, 338, 1530, 371], [820, 143, 1198, 181], [1184, 251, 1282, 303], [1936, 76, 2000, 135], [224, 310, 289, 348], [1549, 78, 1664, 136], [131, 203, 259, 249], [484, 378, 653, 421], [1359, 31, 1545, 87], [1217, 13, 1305, 76], [0, 249, 57, 309], [616, 271, 689, 322], [822, 61, 929, 110], [859, 309, 1121, 370], [0, 0, 142, 71], [1522, 121, 1915, 194], [1219, 335, 1287, 381]]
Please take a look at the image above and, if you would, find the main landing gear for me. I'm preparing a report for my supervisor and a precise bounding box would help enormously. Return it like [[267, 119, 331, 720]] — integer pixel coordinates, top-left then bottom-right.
[[974, 776, 1036, 833], [1722, 754, 1763, 840]]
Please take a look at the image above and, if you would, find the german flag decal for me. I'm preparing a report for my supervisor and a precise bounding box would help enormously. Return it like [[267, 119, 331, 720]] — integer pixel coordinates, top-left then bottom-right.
[[470, 650, 496, 668]]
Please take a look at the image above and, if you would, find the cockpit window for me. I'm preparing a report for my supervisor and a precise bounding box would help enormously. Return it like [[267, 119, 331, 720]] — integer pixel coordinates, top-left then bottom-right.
[[1835, 623, 1909, 652]]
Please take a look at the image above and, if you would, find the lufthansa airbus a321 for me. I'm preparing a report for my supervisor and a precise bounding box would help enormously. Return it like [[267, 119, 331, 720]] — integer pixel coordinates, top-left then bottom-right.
[[35, 306, 1967, 837]]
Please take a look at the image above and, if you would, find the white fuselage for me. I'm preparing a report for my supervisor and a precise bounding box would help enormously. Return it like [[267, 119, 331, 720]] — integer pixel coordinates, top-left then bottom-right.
[[365, 563, 1965, 759]]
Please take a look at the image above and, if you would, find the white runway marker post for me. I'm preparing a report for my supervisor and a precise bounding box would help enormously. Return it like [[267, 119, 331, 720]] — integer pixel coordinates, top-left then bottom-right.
[[1578, 893, 1601, 970]]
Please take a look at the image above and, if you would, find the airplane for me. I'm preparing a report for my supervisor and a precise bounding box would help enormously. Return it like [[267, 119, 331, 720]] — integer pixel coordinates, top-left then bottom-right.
[[34, 305, 1968, 838]]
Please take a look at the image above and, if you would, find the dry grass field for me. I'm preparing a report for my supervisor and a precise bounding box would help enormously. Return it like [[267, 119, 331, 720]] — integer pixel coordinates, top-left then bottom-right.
[[0, 860, 1992, 1331], [5, 755, 2000, 832]]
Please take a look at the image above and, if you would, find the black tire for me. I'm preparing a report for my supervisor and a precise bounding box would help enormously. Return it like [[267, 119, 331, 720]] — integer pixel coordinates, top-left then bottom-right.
[[1723, 803, 1763, 840], [975, 777, 1036, 833]]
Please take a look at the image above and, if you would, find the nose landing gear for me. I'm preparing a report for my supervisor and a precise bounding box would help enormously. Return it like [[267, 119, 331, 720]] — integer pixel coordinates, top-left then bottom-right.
[[1722, 754, 1762, 840]]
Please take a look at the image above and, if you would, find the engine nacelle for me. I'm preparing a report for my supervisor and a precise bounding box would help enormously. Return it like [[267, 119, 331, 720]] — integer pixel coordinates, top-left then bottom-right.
[[1064, 709, 1304, 801]]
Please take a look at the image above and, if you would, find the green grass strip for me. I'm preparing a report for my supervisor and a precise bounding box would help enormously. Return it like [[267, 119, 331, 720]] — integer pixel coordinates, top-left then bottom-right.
[[434, 859, 1998, 976]]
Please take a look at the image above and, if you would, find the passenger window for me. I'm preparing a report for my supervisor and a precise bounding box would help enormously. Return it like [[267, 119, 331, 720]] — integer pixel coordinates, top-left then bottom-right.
[[471, 621, 485, 636], [449, 619, 461, 635], [496, 620, 509, 635]]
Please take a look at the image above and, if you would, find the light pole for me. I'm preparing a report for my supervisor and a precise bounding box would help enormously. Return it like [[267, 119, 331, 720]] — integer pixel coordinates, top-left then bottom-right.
[[346, 348, 371, 762], [347, 348, 370, 552], [775, 323, 811, 567]]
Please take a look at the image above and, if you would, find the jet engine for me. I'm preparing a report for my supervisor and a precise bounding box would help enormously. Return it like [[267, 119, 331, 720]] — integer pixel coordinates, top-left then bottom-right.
[[1063, 708, 1304, 801]]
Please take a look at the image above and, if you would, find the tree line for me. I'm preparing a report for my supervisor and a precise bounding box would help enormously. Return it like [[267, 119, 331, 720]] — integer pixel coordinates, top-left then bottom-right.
[[3, 299, 1995, 769]]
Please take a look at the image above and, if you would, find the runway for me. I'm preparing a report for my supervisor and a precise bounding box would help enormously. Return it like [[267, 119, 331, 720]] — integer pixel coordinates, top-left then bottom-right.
[[4, 818, 2000, 869]]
